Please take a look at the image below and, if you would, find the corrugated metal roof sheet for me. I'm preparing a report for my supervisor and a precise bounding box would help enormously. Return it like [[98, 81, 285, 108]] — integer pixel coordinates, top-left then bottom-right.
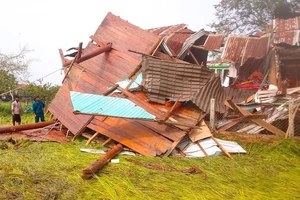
[[273, 15, 300, 46], [142, 56, 225, 113], [177, 30, 206, 59], [70, 91, 155, 120], [148, 24, 187, 36], [221, 35, 248, 62], [192, 76, 225, 113], [164, 28, 194, 56], [222, 34, 270, 78], [203, 34, 224, 50]]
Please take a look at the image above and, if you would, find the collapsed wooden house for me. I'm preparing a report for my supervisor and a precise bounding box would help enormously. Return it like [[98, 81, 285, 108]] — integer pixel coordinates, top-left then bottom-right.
[[49, 12, 229, 158]]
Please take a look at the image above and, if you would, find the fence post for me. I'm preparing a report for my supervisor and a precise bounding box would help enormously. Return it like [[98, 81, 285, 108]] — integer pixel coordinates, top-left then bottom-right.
[[288, 100, 295, 137], [210, 98, 216, 132]]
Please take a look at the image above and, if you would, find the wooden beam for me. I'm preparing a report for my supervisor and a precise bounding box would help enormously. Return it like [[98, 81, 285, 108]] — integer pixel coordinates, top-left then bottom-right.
[[77, 42, 83, 59], [102, 138, 112, 146], [224, 100, 285, 136], [188, 50, 200, 65], [163, 135, 185, 157], [195, 141, 208, 157], [85, 132, 100, 146], [81, 143, 124, 179], [63, 43, 112, 67], [62, 54, 78, 84], [162, 96, 182, 121], [211, 136, 233, 159]]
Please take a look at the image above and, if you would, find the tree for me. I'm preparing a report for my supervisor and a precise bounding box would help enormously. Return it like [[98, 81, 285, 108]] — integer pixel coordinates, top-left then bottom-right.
[[20, 83, 60, 104], [0, 70, 18, 96], [210, 0, 300, 35], [0, 46, 33, 96]]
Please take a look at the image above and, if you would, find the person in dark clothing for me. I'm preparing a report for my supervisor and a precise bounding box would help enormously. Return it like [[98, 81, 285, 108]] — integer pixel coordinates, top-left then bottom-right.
[[32, 96, 45, 123]]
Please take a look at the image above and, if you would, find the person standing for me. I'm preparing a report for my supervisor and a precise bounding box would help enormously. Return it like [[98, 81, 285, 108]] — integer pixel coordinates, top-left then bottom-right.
[[32, 96, 45, 123], [11, 96, 22, 126]]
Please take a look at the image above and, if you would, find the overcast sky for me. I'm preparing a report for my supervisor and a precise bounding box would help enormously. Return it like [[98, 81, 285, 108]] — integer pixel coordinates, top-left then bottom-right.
[[0, 0, 220, 85]]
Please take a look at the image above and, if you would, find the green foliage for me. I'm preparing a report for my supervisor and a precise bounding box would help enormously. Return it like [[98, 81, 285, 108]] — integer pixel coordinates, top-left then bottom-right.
[[210, 0, 300, 34], [19, 83, 60, 104], [0, 139, 300, 199]]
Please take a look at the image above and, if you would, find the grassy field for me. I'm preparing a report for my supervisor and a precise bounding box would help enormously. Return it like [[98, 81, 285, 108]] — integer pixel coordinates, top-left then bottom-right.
[[1, 102, 300, 199], [0, 101, 48, 125]]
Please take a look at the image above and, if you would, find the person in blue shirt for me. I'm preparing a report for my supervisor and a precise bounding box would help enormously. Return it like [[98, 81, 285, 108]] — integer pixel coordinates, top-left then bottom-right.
[[32, 96, 45, 123]]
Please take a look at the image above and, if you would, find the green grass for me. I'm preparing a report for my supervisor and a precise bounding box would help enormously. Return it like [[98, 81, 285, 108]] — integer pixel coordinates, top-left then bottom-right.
[[0, 101, 48, 125], [0, 139, 300, 199], [1, 101, 300, 199]]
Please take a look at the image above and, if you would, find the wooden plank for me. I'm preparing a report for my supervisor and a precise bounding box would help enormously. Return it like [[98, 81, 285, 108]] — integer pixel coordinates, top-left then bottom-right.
[[163, 135, 185, 157], [225, 100, 285, 136], [188, 120, 212, 142], [211, 136, 233, 159], [162, 98, 182, 121], [196, 141, 208, 157], [188, 49, 200, 65], [137, 120, 186, 142], [85, 132, 100, 146], [88, 117, 173, 156]]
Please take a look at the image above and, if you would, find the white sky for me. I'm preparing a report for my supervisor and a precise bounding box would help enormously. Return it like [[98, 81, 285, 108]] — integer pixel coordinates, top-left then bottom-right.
[[0, 0, 220, 85]]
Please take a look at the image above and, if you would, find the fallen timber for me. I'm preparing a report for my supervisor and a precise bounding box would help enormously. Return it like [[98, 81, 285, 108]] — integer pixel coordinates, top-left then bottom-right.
[[0, 120, 56, 134], [81, 143, 124, 179]]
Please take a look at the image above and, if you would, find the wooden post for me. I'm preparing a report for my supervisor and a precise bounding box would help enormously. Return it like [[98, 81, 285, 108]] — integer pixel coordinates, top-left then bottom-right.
[[287, 100, 295, 137], [81, 143, 124, 179], [210, 98, 216, 132]]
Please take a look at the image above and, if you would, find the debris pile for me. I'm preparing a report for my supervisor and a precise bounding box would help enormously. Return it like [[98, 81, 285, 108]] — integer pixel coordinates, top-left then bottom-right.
[[41, 9, 300, 177]]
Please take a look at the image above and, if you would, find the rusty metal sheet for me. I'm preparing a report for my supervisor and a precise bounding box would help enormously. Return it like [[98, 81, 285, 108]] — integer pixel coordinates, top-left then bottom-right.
[[274, 30, 300, 46], [239, 34, 270, 78], [221, 35, 248, 62], [192, 76, 225, 113], [142, 56, 213, 103], [142, 56, 225, 113], [222, 34, 270, 79], [148, 24, 187, 36], [203, 34, 224, 50], [48, 12, 161, 136], [164, 28, 194, 56], [273, 15, 300, 46], [223, 87, 257, 103], [177, 30, 206, 59]]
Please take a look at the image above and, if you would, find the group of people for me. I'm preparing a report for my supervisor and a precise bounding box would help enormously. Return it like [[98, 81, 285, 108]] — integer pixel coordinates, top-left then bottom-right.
[[11, 96, 45, 126]]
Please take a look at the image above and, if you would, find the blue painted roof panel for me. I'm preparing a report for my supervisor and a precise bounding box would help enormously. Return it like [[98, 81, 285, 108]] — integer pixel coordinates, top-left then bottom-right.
[[70, 91, 155, 120], [116, 72, 143, 90]]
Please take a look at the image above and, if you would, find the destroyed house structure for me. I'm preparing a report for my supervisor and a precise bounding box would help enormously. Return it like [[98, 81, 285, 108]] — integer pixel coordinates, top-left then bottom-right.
[[48, 12, 230, 157], [267, 9, 300, 87]]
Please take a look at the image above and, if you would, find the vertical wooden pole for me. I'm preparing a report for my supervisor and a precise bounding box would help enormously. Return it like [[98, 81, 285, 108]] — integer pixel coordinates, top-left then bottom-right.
[[210, 98, 216, 132], [288, 100, 295, 137]]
